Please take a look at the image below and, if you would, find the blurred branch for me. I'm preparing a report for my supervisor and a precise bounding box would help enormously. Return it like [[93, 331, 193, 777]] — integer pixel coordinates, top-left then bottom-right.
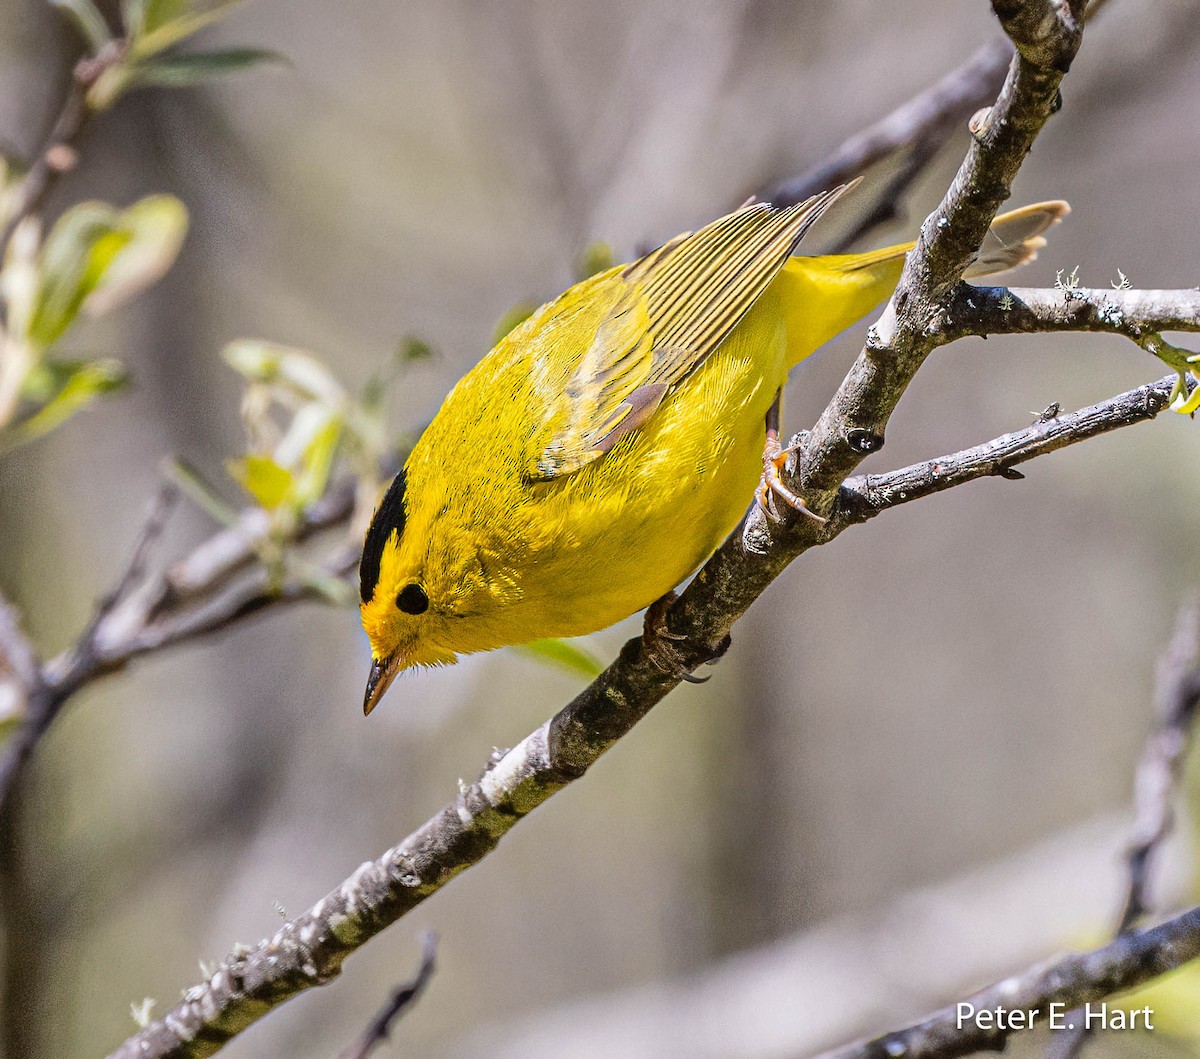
[[765, 40, 1011, 212], [0, 483, 176, 815], [819, 904, 1200, 1059], [768, 0, 1106, 251], [1049, 600, 1200, 1059], [337, 933, 437, 1059], [453, 814, 1160, 1058], [1122, 602, 1200, 933], [157, 473, 358, 606], [0, 465, 364, 818], [0, 43, 123, 252]]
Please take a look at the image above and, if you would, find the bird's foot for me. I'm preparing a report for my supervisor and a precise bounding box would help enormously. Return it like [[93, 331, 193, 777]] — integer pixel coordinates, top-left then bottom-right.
[[754, 434, 826, 524], [642, 591, 731, 684]]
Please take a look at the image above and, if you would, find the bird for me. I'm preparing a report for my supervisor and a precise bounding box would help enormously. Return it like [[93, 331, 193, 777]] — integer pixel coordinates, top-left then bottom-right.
[[358, 186, 1068, 713]]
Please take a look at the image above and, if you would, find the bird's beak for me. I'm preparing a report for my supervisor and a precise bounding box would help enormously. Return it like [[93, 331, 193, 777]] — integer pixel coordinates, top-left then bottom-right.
[[363, 653, 402, 716]]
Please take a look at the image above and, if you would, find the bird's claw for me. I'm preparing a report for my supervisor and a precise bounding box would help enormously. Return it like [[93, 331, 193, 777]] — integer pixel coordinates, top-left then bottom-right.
[[642, 592, 729, 684], [755, 437, 826, 524]]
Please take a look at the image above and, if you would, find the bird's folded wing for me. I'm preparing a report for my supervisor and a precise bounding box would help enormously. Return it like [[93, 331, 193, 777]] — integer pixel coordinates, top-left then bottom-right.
[[528, 186, 849, 480]]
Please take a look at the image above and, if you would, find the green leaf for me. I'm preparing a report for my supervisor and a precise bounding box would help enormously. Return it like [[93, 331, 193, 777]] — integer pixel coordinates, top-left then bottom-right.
[[31, 204, 132, 346], [86, 67, 136, 111], [227, 454, 295, 510], [222, 341, 345, 405], [130, 0, 246, 60], [575, 240, 614, 281], [121, 0, 146, 36], [398, 336, 434, 362], [1174, 378, 1200, 416], [0, 359, 127, 452], [50, 0, 113, 53], [81, 195, 189, 316], [291, 415, 341, 508], [165, 458, 240, 526], [29, 195, 188, 346], [492, 302, 536, 345], [129, 48, 286, 89], [21, 356, 109, 402], [513, 638, 605, 679], [222, 339, 281, 380], [303, 572, 356, 608]]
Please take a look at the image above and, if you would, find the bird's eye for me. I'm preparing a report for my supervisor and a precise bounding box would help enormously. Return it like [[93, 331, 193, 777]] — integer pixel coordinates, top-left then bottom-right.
[[396, 583, 429, 615]]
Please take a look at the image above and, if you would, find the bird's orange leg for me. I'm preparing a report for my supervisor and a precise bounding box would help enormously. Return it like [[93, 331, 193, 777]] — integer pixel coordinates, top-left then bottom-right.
[[754, 390, 827, 525]]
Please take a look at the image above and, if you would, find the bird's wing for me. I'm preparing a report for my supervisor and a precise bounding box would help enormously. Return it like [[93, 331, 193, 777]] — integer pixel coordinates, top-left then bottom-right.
[[528, 187, 849, 480]]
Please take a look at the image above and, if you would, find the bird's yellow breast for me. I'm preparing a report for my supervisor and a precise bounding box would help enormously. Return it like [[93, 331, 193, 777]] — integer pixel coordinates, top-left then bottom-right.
[[527, 290, 787, 629], [402, 288, 787, 655]]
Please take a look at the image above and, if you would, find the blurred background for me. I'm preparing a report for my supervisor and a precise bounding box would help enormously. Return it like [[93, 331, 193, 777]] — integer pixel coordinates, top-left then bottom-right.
[[2, 0, 1200, 1056]]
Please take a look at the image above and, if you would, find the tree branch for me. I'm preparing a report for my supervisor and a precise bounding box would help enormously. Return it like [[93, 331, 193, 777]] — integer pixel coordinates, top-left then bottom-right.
[[336, 933, 437, 1059], [0, 483, 177, 815], [766, 40, 1012, 211], [1049, 599, 1200, 1059], [817, 903, 1200, 1059], [0, 42, 124, 252], [1122, 602, 1200, 933], [936, 285, 1200, 344], [0, 474, 363, 817], [106, 362, 1189, 1059], [833, 373, 1187, 526]]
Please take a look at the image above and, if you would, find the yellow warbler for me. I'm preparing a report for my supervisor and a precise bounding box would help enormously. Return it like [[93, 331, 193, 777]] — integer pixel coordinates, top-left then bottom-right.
[[359, 188, 1068, 712]]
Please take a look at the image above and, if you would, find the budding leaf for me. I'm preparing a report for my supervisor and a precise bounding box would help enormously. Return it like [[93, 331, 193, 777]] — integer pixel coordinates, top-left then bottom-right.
[[128, 0, 246, 59], [29, 195, 188, 346], [513, 638, 604, 679], [492, 302, 536, 344], [227, 454, 295, 510], [130, 48, 286, 88], [0, 359, 127, 451]]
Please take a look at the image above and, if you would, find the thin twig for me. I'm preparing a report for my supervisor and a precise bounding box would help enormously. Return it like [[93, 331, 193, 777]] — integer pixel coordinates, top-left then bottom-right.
[[0, 483, 176, 816], [1122, 601, 1200, 932], [153, 472, 361, 611], [337, 933, 437, 1059], [816, 904, 1200, 1059], [0, 42, 124, 253], [833, 374, 1186, 527], [765, 40, 1012, 209], [1048, 600, 1200, 1059]]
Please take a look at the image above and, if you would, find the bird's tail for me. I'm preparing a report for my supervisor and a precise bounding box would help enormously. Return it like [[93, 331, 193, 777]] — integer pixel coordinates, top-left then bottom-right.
[[775, 200, 1070, 366]]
